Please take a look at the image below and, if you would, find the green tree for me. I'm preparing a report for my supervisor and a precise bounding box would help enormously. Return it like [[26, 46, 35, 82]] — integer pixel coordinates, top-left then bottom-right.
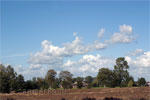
[[113, 57, 130, 87], [0, 64, 10, 93], [85, 76, 93, 88], [31, 77, 39, 89], [0, 64, 18, 93], [6, 65, 17, 92], [59, 71, 73, 89], [76, 77, 83, 89], [45, 69, 57, 89], [15, 74, 25, 92], [52, 78, 60, 89], [36, 77, 49, 90], [92, 77, 99, 87], [137, 77, 146, 86], [97, 68, 114, 87]]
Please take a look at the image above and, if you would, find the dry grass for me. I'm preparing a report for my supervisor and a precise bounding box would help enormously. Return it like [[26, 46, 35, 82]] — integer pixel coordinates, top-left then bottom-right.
[[0, 87, 149, 100]]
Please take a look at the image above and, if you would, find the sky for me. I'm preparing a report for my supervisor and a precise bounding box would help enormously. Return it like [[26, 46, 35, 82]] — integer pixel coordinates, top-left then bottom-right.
[[0, 0, 150, 81]]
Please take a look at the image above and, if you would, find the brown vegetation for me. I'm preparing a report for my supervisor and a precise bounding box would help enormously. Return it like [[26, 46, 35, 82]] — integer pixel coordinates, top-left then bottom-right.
[[0, 87, 149, 100]]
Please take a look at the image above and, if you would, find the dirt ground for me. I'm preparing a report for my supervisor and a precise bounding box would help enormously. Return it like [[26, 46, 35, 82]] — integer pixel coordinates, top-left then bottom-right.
[[0, 87, 150, 100]]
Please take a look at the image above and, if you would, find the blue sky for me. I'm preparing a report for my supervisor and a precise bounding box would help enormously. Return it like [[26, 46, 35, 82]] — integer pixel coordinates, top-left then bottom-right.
[[1, 0, 149, 80]]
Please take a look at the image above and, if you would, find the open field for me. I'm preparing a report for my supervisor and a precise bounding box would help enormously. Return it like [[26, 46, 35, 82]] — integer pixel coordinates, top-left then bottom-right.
[[0, 87, 150, 100]]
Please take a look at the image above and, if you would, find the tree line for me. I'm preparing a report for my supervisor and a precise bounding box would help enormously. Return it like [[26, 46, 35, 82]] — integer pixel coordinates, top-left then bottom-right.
[[0, 57, 147, 93]]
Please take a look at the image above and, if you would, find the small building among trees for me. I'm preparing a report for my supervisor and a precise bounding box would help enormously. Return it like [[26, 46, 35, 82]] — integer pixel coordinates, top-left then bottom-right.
[[145, 82, 150, 87]]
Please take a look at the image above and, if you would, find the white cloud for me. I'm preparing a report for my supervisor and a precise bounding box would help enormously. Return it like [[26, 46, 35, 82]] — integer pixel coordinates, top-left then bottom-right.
[[94, 40, 107, 50], [63, 54, 115, 77], [14, 64, 25, 74], [41, 40, 67, 56], [108, 24, 134, 43], [63, 36, 92, 55], [129, 49, 144, 56], [120, 24, 132, 34], [63, 60, 75, 67], [29, 34, 94, 65], [13, 64, 47, 80], [29, 64, 42, 70], [13, 52, 150, 80], [26, 24, 138, 79], [129, 66, 150, 81], [28, 24, 136, 65], [29, 52, 63, 65], [125, 51, 150, 68], [93, 28, 107, 50], [97, 28, 105, 39], [28, 34, 94, 78], [125, 51, 150, 80]]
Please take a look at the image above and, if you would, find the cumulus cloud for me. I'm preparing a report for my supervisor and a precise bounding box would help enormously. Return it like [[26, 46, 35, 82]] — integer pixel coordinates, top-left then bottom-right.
[[29, 52, 63, 65], [63, 36, 92, 55], [28, 34, 94, 76], [124, 51, 150, 80], [14, 54, 115, 79], [129, 66, 150, 81], [126, 51, 150, 81], [26, 24, 137, 79], [107, 24, 134, 43], [29, 64, 42, 70], [125, 51, 150, 68], [63, 54, 115, 77], [29, 24, 135, 65], [93, 28, 107, 50], [120, 24, 132, 34], [14, 64, 47, 80], [14, 52, 150, 80], [29, 35, 93, 66]]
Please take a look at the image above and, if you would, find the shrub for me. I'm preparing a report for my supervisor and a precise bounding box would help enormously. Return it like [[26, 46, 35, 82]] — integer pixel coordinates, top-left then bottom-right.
[[61, 98, 66, 100]]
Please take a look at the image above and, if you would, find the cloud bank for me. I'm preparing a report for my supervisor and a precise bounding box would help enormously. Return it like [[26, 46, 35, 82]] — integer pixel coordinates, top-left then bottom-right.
[[3, 24, 149, 80]]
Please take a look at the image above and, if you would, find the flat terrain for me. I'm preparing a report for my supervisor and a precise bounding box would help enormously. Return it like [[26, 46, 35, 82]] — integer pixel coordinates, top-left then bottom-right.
[[0, 87, 150, 100]]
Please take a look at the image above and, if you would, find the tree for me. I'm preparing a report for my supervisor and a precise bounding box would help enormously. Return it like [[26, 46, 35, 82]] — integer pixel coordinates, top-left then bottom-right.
[[45, 69, 57, 89], [97, 68, 114, 87], [92, 77, 99, 87], [128, 80, 134, 87], [6, 65, 17, 92], [85, 76, 93, 88], [36, 77, 49, 90], [137, 77, 146, 86], [59, 71, 73, 89], [113, 57, 130, 87], [52, 78, 60, 89], [0, 64, 18, 93], [76, 77, 83, 89], [0, 64, 10, 93], [15, 74, 25, 92]]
